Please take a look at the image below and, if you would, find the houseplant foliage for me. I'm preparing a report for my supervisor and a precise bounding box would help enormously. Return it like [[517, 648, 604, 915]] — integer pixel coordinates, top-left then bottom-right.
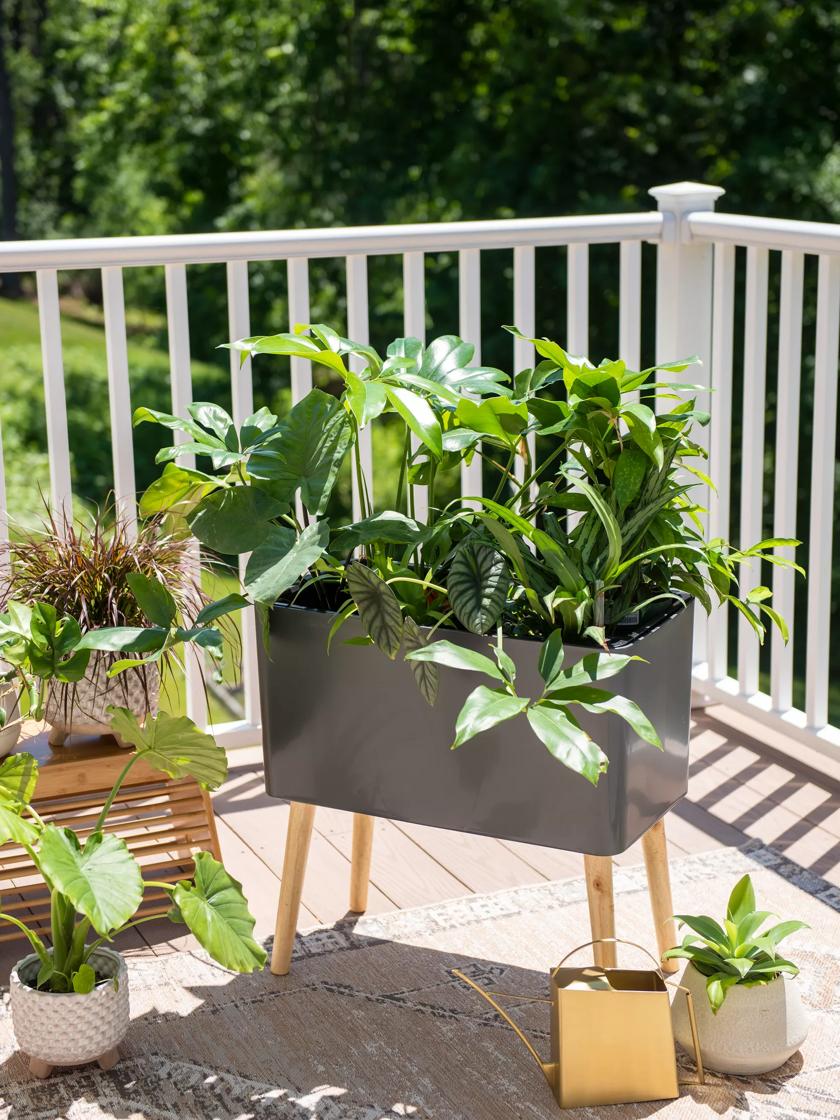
[[135, 324, 800, 784], [0, 507, 240, 740], [663, 873, 807, 1013], [0, 705, 266, 991]]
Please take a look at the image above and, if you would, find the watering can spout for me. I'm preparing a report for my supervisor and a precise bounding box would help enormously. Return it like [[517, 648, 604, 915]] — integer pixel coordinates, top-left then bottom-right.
[[451, 969, 558, 1090]]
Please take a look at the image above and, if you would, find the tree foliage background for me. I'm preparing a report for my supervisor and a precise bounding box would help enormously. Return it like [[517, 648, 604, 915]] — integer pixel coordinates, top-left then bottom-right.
[[1, 0, 839, 708]]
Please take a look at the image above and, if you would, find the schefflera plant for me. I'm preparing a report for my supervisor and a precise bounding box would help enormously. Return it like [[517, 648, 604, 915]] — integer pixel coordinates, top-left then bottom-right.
[[0, 707, 266, 992]]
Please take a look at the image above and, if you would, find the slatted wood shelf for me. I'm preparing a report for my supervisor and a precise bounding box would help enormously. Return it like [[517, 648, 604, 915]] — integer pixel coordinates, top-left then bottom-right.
[[0, 729, 221, 944]]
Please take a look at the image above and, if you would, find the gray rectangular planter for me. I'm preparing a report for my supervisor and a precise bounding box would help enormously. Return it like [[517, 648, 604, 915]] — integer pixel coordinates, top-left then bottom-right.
[[259, 600, 694, 856]]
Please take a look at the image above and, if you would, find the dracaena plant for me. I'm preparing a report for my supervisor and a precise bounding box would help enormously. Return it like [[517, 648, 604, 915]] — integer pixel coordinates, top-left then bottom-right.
[[0, 707, 266, 992], [662, 874, 807, 1012], [132, 323, 801, 785]]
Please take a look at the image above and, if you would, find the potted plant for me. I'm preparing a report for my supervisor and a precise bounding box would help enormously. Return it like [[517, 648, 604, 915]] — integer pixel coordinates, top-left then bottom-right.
[[0, 581, 245, 748], [133, 325, 799, 854], [666, 874, 809, 1074], [1, 704, 266, 1078], [0, 505, 231, 746]]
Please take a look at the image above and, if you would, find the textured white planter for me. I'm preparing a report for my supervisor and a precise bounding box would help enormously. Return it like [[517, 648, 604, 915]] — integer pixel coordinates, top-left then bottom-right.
[[10, 947, 129, 1076], [0, 677, 21, 757], [673, 962, 809, 1075], [45, 656, 159, 747]]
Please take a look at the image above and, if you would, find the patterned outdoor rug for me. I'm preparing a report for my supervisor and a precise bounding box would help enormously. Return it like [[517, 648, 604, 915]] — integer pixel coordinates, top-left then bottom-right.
[[0, 840, 837, 1119]]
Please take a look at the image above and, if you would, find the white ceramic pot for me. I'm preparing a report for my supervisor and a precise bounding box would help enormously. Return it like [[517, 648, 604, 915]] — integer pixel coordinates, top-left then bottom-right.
[[672, 962, 809, 1075], [10, 947, 129, 1070], [45, 655, 159, 747], [0, 677, 21, 758]]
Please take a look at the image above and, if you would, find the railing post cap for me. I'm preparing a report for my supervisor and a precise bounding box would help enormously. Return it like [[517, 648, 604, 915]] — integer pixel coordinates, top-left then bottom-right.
[[649, 181, 725, 213]]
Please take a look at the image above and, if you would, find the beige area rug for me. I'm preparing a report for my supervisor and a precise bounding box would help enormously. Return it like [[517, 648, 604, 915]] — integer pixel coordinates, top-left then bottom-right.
[[0, 840, 837, 1119]]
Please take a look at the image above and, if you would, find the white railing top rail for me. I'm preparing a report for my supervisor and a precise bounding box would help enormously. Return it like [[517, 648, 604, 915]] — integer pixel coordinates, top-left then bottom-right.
[[0, 212, 664, 272], [688, 210, 840, 255]]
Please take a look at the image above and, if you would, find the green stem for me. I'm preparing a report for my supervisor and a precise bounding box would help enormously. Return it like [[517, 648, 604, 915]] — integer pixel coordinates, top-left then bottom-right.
[[93, 752, 141, 834], [510, 443, 565, 506], [395, 430, 410, 514], [85, 912, 173, 960], [491, 448, 517, 503]]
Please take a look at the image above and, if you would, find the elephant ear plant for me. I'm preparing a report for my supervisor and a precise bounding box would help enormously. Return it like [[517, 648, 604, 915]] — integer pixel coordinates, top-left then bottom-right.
[[0, 706, 266, 992], [133, 322, 802, 786], [663, 874, 807, 1012]]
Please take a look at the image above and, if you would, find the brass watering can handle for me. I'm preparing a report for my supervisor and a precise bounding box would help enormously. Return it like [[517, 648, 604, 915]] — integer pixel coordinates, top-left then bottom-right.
[[553, 936, 705, 1086], [451, 969, 553, 1078]]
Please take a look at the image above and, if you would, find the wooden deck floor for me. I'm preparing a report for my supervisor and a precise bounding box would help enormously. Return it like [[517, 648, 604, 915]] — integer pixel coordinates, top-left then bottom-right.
[[3, 702, 839, 968]]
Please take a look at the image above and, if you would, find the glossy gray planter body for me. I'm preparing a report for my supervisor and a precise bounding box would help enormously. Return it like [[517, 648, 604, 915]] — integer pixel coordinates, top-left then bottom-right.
[[259, 600, 694, 856]]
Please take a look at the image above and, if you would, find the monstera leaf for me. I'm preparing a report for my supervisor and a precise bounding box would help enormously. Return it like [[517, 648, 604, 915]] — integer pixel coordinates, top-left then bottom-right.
[[448, 542, 508, 634], [107, 708, 228, 790], [38, 827, 143, 935], [345, 563, 404, 659], [173, 851, 267, 973]]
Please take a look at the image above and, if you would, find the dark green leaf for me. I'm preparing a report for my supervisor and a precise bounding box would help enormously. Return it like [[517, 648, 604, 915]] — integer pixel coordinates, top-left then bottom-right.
[[188, 487, 286, 554], [126, 572, 177, 627], [345, 563, 404, 659], [447, 542, 508, 635], [402, 617, 439, 706], [245, 520, 330, 605]]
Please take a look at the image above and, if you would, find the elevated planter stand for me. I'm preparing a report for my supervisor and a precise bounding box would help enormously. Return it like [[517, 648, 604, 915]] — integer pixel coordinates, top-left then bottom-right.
[[259, 599, 695, 975]]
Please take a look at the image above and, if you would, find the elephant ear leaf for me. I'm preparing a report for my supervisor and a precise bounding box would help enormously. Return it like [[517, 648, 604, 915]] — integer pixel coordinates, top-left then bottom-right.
[[0, 753, 38, 806], [448, 542, 508, 635], [38, 827, 143, 936], [0, 803, 38, 846], [107, 707, 228, 790], [345, 563, 404, 659], [172, 851, 267, 973], [402, 617, 439, 706]]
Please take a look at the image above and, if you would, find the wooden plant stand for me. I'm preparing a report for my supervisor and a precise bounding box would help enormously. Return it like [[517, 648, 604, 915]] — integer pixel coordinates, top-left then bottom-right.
[[270, 805, 679, 976], [0, 730, 221, 945]]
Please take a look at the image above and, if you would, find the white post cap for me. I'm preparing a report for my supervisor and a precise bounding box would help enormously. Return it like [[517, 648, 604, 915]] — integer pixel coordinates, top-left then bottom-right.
[[649, 181, 725, 213]]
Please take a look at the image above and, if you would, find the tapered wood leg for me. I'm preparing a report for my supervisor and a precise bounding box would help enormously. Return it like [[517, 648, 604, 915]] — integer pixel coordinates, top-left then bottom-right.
[[583, 854, 617, 967], [642, 817, 679, 972], [271, 801, 316, 976], [349, 813, 374, 913], [29, 1057, 53, 1078], [97, 1047, 120, 1071]]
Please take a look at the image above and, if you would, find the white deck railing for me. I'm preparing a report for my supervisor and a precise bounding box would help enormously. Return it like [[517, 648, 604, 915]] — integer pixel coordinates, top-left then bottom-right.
[[0, 181, 838, 757]]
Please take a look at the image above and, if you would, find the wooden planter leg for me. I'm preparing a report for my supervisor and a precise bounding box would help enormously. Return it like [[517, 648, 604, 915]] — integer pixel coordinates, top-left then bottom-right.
[[29, 1057, 53, 1079], [583, 854, 617, 967], [97, 1047, 120, 1071], [349, 813, 374, 913], [642, 817, 679, 973], [270, 801, 316, 976]]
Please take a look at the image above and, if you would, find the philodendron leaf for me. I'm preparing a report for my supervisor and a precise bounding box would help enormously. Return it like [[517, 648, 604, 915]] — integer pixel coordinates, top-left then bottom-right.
[[549, 686, 662, 750], [0, 803, 38, 846], [126, 572, 177, 627], [345, 563, 404, 660], [402, 617, 439, 706], [405, 639, 505, 681], [452, 686, 529, 748], [526, 705, 608, 784], [248, 388, 352, 515], [172, 851, 267, 973], [38, 826, 143, 936], [612, 445, 648, 511], [0, 753, 38, 805], [107, 707, 228, 790], [188, 486, 286, 554], [245, 520, 330, 606], [537, 630, 565, 689], [448, 542, 508, 635]]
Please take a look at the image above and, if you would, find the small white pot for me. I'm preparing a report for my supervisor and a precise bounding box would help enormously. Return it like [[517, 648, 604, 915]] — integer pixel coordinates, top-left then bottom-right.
[[672, 962, 809, 1075], [10, 947, 129, 1070]]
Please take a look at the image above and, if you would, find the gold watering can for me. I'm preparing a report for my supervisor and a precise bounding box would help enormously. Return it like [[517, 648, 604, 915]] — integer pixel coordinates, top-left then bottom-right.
[[454, 937, 705, 1109]]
